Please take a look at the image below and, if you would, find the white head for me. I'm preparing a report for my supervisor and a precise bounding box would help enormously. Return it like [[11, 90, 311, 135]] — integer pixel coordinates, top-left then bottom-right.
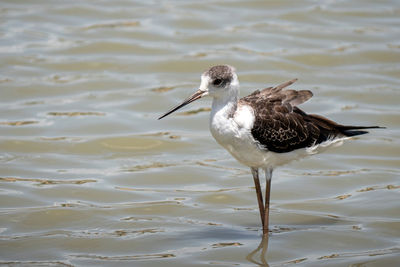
[[199, 65, 239, 98], [158, 65, 239, 119]]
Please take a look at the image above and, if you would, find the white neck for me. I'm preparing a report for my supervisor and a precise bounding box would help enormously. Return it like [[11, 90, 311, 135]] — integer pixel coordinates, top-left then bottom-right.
[[210, 84, 239, 120]]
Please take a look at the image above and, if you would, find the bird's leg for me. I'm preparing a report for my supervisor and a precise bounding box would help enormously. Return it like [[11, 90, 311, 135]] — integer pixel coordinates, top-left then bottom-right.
[[263, 168, 273, 236], [251, 168, 265, 228]]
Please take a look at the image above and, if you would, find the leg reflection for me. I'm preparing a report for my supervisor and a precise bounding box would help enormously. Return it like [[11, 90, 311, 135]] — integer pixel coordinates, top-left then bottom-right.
[[246, 234, 269, 266]]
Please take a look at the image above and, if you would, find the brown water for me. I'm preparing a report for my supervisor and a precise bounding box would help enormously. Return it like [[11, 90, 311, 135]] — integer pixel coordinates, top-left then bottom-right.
[[1, 0, 399, 266]]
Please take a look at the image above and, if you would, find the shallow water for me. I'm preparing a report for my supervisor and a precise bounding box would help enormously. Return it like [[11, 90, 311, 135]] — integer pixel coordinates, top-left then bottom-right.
[[1, 0, 399, 266]]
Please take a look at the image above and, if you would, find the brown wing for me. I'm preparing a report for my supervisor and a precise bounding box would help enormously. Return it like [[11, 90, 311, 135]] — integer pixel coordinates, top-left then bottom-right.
[[240, 79, 382, 153], [240, 80, 326, 153], [243, 79, 313, 108]]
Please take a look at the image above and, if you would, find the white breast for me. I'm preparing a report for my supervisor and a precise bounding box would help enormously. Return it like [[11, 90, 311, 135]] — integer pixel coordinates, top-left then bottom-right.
[[210, 103, 267, 167]]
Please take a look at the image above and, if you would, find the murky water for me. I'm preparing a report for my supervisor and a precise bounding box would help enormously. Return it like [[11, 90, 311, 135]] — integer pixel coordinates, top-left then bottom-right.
[[1, 0, 399, 266]]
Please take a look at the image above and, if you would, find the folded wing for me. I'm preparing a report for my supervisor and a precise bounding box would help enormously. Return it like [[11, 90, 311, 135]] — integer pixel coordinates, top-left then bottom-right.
[[240, 79, 380, 153]]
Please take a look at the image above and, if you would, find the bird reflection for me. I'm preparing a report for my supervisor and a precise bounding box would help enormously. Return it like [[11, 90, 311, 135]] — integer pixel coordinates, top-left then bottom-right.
[[246, 234, 269, 266]]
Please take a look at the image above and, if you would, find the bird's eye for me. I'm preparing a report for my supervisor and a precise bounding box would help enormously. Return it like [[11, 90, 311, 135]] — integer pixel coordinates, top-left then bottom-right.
[[213, 79, 223, 86]]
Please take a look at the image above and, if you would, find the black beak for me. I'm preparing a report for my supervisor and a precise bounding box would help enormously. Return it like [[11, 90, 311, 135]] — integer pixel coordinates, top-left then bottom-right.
[[158, 89, 206, 120]]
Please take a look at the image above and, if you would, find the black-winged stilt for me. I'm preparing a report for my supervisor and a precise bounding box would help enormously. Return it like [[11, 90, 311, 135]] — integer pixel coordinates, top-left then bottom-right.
[[158, 65, 382, 236]]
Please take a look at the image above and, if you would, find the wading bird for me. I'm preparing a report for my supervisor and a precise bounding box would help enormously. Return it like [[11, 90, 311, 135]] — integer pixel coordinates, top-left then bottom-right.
[[158, 65, 382, 236]]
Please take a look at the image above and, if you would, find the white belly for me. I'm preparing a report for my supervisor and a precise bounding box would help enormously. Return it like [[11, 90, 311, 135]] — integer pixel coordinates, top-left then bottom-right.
[[210, 120, 265, 167], [210, 125, 312, 168]]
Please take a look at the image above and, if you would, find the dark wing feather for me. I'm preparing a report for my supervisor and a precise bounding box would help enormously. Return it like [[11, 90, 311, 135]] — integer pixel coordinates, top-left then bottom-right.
[[240, 79, 381, 153], [240, 80, 319, 152]]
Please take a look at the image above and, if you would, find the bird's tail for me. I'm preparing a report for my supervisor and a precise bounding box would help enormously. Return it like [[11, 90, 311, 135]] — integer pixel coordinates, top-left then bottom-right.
[[304, 112, 385, 139], [336, 125, 385, 137]]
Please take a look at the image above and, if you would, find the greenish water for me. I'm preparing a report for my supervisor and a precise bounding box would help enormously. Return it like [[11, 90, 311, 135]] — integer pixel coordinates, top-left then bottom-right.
[[1, 0, 399, 266]]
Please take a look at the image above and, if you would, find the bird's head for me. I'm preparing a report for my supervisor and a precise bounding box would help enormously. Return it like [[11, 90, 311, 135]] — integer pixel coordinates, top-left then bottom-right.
[[158, 65, 239, 120]]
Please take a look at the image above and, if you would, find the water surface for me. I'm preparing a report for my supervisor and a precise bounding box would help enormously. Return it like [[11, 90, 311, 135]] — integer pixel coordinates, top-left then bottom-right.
[[1, 0, 399, 266]]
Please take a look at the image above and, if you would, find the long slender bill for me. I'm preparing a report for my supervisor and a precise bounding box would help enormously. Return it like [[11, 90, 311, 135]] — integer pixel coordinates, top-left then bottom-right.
[[158, 89, 206, 120]]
